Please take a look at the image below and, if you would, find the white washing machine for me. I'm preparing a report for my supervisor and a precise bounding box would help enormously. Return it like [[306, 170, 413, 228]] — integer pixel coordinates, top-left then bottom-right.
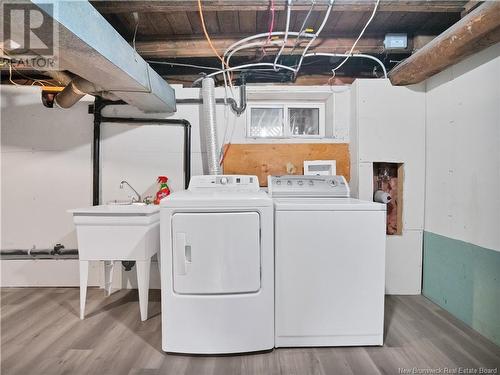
[[160, 175, 274, 354], [269, 175, 386, 347]]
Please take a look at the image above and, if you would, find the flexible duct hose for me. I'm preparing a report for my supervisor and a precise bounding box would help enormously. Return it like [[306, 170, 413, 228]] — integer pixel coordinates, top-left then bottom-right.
[[201, 78, 222, 175]]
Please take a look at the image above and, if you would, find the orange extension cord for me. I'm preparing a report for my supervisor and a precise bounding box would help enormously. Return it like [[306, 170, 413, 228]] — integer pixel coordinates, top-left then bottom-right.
[[197, 0, 232, 82]]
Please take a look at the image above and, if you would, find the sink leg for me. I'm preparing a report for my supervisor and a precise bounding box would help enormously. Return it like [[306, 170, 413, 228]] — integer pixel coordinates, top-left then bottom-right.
[[136, 259, 151, 321], [104, 261, 114, 296], [79, 260, 89, 320]]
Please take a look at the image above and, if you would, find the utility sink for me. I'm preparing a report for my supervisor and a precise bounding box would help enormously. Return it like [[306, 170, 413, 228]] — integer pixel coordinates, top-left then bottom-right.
[[68, 204, 160, 321], [68, 204, 160, 259]]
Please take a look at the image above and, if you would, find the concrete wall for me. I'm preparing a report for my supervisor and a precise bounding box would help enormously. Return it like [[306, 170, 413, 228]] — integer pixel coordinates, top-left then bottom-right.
[[423, 43, 500, 346]]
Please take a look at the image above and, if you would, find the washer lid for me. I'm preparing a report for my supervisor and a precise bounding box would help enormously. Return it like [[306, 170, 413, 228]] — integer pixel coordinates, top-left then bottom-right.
[[273, 197, 386, 211]]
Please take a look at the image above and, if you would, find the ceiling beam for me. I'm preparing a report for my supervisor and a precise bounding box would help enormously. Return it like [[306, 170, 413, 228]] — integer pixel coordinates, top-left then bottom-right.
[[388, 1, 500, 85], [93, 0, 467, 13], [137, 35, 413, 58], [162, 74, 356, 86]]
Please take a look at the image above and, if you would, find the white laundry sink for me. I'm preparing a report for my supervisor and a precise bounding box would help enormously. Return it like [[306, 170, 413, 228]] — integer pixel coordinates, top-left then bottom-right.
[[69, 204, 160, 321], [68, 204, 160, 260]]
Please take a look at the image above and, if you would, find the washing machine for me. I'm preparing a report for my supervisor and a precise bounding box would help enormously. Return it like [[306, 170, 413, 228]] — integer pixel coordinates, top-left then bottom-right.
[[160, 175, 274, 354], [268, 175, 386, 347]]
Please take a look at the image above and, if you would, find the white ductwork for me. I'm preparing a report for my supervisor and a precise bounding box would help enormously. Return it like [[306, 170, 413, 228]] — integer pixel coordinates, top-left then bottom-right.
[[201, 78, 222, 175], [31, 0, 176, 113]]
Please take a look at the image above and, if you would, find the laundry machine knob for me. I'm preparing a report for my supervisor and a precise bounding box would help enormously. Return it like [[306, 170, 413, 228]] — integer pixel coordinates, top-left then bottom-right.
[[220, 177, 228, 185]]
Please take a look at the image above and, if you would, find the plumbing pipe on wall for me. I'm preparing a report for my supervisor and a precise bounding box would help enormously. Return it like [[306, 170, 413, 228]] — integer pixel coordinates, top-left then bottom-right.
[[91, 98, 192, 206], [201, 78, 222, 175]]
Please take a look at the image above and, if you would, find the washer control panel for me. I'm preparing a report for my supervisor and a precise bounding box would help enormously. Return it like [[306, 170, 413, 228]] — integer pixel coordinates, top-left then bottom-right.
[[188, 175, 260, 192], [268, 175, 350, 197]]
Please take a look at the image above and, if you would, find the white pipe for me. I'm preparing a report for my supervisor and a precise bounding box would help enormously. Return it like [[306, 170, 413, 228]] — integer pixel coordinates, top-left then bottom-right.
[[223, 31, 315, 62], [294, 0, 334, 75], [201, 78, 222, 175], [204, 63, 297, 80], [226, 40, 283, 71], [305, 52, 388, 78], [273, 0, 292, 71]]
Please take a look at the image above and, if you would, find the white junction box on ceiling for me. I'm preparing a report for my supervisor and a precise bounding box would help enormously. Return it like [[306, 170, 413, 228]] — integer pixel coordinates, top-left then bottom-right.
[[384, 33, 408, 49]]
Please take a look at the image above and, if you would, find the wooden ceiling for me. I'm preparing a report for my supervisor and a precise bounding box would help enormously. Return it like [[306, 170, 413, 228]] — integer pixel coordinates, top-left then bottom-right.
[[93, 1, 468, 38], [88, 0, 470, 84], [2, 1, 474, 86]]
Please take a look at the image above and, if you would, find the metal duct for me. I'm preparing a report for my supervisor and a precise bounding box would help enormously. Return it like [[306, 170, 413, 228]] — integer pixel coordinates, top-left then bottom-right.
[[201, 78, 222, 175], [53, 76, 119, 108], [31, 1, 176, 113]]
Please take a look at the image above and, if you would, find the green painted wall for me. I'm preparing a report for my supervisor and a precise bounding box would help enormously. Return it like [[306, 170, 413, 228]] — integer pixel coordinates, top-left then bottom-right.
[[423, 231, 500, 346]]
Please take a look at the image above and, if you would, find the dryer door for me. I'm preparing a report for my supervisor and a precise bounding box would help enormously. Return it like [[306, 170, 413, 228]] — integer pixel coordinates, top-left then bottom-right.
[[171, 212, 261, 294]]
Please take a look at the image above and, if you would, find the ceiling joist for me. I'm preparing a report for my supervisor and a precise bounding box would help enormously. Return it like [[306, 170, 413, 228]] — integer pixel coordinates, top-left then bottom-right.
[[137, 35, 414, 59], [93, 0, 469, 13]]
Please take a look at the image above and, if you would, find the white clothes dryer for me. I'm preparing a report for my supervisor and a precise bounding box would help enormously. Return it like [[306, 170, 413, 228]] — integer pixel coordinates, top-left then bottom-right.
[[160, 175, 274, 354]]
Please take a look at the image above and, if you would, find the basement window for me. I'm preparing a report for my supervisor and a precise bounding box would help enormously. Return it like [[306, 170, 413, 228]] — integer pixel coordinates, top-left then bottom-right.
[[247, 103, 325, 138]]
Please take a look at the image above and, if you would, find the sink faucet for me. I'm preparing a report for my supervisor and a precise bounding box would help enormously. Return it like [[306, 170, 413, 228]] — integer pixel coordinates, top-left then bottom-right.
[[120, 180, 141, 203]]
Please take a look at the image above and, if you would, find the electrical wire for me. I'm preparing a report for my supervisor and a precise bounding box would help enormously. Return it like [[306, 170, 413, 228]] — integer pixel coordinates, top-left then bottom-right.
[[197, 0, 227, 67], [132, 12, 139, 51], [273, 0, 292, 71], [223, 31, 315, 63], [294, 0, 334, 76], [226, 40, 283, 72], [8, 64, 21, 86], [194, 62, 297, 86], [266, 0, 276, 44], [330, 0, 380, 77], [222, 31, 315, 77], [290, 0, 315, 55], [260, 0, 276, 57], [197, 0, 233, 89]]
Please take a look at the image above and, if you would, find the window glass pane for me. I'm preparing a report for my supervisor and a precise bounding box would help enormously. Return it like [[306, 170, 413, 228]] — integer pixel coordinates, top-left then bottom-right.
[[288, 108, 320, 136], [249, 107, 284, 137]]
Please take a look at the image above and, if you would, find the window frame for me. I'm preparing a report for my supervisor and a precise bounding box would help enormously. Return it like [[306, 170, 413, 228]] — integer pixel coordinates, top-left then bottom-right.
[[246, 104, 286, 139], [246, 102, 326, 139]]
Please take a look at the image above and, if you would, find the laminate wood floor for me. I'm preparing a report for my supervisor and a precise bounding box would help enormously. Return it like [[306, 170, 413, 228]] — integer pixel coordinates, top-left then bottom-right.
[[1, 288, 499, 375]]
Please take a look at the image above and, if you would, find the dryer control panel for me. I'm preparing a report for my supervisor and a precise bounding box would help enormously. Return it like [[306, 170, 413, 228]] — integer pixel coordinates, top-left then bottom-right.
[[188, 175, 260, 192], [268, 175, 350, 198]]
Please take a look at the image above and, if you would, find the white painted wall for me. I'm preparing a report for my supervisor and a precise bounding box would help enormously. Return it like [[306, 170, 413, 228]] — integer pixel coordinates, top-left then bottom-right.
[[350, 78, 426, 295], [425, 43, 500, 251], [0, 84, 350, 288], [0, 86, 101, 285]]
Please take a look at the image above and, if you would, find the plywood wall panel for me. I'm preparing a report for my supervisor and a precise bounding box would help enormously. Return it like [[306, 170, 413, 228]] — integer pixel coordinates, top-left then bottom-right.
[[222, 143, 350, 186]]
